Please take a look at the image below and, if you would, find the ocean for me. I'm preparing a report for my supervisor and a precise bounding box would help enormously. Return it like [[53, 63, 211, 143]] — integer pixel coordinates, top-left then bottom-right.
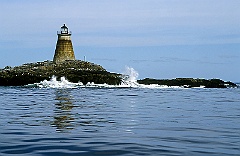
[[0, 75, 240, 155]]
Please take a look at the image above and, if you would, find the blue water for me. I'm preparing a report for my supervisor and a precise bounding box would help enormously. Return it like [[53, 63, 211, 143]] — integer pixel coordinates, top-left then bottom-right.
[[0, 86, 240, 156]]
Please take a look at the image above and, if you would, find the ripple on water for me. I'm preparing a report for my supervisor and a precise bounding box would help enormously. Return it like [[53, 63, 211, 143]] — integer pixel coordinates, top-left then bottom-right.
[[0, 87, 240, 155]]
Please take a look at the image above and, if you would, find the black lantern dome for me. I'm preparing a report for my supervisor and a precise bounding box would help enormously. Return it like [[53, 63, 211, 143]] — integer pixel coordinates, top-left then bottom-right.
[[61, 24, 68, 34]]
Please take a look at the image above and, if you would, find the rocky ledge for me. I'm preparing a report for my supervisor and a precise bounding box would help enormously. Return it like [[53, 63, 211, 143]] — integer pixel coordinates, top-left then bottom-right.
[[137, 78, 237, 88], [0, 60, 122, 86]]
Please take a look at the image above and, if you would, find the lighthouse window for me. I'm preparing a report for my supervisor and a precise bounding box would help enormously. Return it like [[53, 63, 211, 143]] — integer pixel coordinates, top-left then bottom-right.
[[61, 28, 67, 34]]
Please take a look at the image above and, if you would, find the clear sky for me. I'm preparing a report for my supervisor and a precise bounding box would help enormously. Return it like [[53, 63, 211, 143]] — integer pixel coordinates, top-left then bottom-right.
[[0, 0, 239, 82]]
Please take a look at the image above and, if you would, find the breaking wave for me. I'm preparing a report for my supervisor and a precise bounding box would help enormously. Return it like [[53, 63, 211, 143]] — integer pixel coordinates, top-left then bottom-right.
[[25, 66, 197, 89]]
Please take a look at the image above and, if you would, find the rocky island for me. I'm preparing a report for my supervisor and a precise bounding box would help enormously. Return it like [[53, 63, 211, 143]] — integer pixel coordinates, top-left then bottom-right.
[[0, 62, 237, 88], [0, 60, 122, 86], [137, 78, 237, 88]]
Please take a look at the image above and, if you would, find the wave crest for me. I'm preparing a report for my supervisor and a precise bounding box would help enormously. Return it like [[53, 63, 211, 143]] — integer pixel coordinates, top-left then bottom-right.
[[24, 67, 187, 89]]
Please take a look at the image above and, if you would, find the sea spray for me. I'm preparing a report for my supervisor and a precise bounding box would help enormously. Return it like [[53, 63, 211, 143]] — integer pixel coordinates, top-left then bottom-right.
[[123, 66, 139, 82], [25, 67, 183, 89], [120, 66, 141, 87], [27, 67, 142, 88]]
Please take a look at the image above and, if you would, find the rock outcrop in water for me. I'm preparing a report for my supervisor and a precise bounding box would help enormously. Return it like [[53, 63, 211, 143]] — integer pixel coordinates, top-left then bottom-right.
[[0, 61, 237, 88], [0, 60, 122, 86], [137, 78, 237, 88]]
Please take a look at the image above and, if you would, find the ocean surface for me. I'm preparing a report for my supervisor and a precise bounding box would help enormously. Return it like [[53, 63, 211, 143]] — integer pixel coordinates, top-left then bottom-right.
[[0, 79, 240, 155]]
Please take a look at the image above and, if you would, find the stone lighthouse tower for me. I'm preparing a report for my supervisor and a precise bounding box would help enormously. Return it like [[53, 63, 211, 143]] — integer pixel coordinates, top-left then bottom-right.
[[53, 24, 76, 63]]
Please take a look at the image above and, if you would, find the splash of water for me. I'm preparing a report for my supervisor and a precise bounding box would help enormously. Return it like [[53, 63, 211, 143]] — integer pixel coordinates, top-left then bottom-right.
[[120, 66, 141, 87], [123, 66, 139, 82], [25, 67, 186, 89]]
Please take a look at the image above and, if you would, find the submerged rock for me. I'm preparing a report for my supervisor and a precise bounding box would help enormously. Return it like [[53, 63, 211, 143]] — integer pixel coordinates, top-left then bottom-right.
[[0, 60, 122, 86], [137, 78, 237, 88]]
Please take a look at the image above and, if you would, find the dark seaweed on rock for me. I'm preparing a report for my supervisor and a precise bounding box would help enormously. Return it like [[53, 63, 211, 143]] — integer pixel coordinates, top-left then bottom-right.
[[0, 60, 122, 86]]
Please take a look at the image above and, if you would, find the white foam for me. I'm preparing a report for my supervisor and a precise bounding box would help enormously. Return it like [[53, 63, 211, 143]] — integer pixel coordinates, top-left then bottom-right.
[[25, 67, 186, 89], [29, 76, 80, 88]]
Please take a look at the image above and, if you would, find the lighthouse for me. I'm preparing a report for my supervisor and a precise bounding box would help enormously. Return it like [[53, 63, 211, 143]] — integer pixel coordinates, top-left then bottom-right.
[[53, 24, 76, 63]]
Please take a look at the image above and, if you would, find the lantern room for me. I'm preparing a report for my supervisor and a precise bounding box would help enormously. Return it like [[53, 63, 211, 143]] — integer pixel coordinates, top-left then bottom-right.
[[61, 24, 68, 34], [57, 24, 71, 35]]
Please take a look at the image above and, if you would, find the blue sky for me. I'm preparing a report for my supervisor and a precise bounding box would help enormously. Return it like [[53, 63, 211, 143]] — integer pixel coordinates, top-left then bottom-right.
[[0, 0, 239, 82]]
